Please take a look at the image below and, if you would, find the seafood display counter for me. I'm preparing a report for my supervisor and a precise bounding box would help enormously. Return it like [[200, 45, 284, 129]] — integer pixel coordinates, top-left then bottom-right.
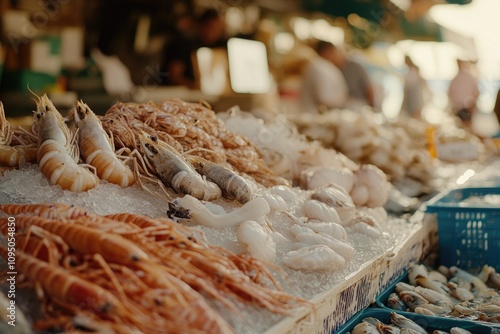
[[265, 211, 436, 334], [0, 94, 497, 333]]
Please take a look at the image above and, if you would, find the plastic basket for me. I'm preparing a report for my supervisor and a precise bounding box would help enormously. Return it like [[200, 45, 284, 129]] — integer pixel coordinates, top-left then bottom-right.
[[375, 270, 500, 331], [335, 307, 495, 333], [424, 187, 500, 271]]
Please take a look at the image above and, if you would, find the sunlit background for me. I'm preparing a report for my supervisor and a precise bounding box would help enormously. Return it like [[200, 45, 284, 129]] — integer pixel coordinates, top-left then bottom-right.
[[0, 0, 499, 136]]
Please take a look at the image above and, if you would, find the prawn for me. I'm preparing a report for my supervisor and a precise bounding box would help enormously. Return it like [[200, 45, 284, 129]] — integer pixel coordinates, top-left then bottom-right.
[[0, 102, 37, 167], [73, 101, 135, 187], [0, 247, 121, 315], [187, 155, 254, 203], [0, 203, 89, 219], [33, 94, 99, 192], [1, 216, 149, 265], [139, 132, 221, 201]]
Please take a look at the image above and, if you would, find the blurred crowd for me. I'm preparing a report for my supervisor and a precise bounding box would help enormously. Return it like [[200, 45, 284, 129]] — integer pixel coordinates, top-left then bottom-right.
[[154, 8, 499, 136]]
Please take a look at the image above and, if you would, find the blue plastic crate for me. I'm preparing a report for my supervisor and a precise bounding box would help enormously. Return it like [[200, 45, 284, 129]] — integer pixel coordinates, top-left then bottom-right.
[[375, 270, 500, 331], [335, 308, 496, 333], [424, 187, 500, 271], [375, 271, 409, 310]]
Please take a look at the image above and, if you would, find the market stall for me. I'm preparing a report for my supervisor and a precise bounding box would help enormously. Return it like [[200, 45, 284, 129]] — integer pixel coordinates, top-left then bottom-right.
[[2, 0, 500, 333]]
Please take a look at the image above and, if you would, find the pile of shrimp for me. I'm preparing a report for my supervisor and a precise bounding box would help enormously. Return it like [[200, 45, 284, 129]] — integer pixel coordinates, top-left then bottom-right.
[[0, 203, 308, 333], [101, 99, 289, 188], [0, 102, 38, 173]]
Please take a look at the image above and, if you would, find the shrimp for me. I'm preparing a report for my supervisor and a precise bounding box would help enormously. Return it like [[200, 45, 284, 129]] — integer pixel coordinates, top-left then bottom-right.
[[0, 203, 89, 219], [1, 216, 149, 265], [0, 102, 37, 167], [0, 247, 121, 314], [33, 94, 99, 192], [187, 155, 254, 203], [73, 101, 135, 187], [140, 132, 221, 201]]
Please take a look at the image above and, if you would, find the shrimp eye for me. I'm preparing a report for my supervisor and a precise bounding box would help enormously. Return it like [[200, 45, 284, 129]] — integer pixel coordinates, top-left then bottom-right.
[[150, 135, 157, 142], [77, 107, 85, 120], [45, 105, 50, 112], [36, 113, 41, 119]]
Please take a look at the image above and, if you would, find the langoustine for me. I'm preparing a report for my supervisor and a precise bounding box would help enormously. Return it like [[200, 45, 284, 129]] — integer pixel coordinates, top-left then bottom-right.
[[187, 154, 254, 203], [102, 100, 288, 188], [73, 100, 135, 187], [33, 94, 99, 192], [0, 102, 37, 167], [1, 203, 308, 333], [139, 132, 222, 201]]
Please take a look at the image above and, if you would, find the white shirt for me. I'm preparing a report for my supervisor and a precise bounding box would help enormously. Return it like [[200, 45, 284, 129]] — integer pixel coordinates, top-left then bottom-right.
[[448, 69, 479, 110], [300, 57, 348, 113]]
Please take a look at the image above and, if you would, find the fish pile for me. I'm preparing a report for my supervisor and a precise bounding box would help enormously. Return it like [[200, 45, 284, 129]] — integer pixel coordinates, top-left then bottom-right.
[[351, 312, 475, 334], [386, 263, 500, 324], [291, 109, 436, 183], [0, 203, 308, 333]]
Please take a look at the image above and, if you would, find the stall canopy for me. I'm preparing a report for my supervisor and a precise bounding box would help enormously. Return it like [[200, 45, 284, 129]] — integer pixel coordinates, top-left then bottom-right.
[[301, 0, 472, 22], [301, 0, 473, 43]]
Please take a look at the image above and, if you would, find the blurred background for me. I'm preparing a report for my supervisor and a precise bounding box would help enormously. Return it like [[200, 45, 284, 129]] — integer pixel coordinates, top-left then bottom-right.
[[0, 0, 498, 134]]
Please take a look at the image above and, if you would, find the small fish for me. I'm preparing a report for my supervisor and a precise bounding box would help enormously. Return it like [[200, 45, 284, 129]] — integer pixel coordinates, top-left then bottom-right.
[[401, 330, 423, 334], [409, 264, 429, 285], [449, 276, 472, 291], [376, 322, 401, 334], [352, 321, 378, 334], [395, 282, 415, 294], [478, 303, 500, 315], [489, 271, 500, 289], [447, 281, 474, 302], [438, 265, 451, 279], [428, 270, 448, 284], [478, 313, 500, 323], [414, 286, 454, 305], [453, 303, 479, 316], [412, 301, 452, 315], [414, 306, 436, 316], [362, 317, 381, 326], [477, 265, 495, 283], [389, 312, 426, 334], [388, 292, 407, 311], [450, 328, 472, 334], [415, 276, 450, 295], [399, 291, 429, 311], [450, 266, 489, 292]]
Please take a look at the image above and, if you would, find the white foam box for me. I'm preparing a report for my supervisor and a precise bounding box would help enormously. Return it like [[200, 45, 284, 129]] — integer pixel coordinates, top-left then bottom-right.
[[263, 211, 437, 334]]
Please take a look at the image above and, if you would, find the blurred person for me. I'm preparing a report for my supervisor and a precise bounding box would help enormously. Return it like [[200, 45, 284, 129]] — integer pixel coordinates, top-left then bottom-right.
[[300, 41, 348, 113], [448, 59, 480, 129], [493, 88, 500, 131], [329, 46, 375, 108], [160, 9, 226, 88], [401, 55, 427, 119]]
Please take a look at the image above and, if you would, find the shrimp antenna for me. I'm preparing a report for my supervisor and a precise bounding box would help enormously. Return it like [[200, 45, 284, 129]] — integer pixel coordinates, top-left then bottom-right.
[[27, 84, 41, 101]]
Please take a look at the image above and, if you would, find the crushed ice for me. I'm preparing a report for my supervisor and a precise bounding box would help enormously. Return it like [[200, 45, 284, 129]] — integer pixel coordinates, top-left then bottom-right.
[[0, 165, 417, 334]]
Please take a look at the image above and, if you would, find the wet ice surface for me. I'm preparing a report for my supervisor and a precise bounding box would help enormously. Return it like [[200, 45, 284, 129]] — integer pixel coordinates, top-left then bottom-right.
[[0, 165, 167, 217], [0, 165, 417, 334]]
